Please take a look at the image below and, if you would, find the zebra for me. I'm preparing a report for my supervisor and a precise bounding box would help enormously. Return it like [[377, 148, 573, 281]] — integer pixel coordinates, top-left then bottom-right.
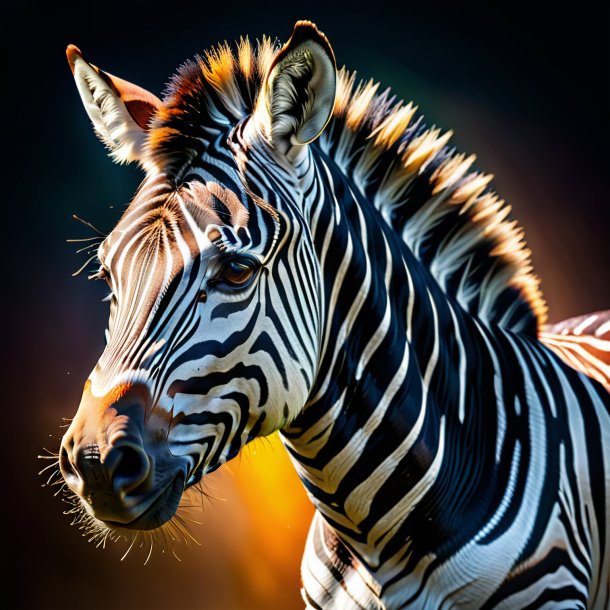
[[542, 311, 610, 393], [57, 21, 610, 609]]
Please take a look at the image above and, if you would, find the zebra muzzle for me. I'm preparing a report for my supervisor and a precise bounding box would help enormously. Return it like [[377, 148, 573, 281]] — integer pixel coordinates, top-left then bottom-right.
[[59, 381, 172, 526]]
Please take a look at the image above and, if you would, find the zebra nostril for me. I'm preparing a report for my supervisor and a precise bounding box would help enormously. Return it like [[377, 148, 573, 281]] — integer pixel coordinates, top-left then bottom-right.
[[59, 445, 80, 488], [110, 444, 150, 496]]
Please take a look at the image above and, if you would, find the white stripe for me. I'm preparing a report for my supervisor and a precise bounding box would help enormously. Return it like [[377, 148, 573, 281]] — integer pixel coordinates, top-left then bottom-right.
[[573, 314, 598, 335]]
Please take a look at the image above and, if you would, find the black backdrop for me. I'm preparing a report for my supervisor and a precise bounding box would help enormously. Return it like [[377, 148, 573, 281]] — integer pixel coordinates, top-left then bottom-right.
[[2, 1, 608, 609]]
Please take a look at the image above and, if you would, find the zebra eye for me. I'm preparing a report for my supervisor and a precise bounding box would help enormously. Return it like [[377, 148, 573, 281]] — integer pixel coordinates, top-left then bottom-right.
[[90, 266, 110, 283], [217, 257, 258, 290]]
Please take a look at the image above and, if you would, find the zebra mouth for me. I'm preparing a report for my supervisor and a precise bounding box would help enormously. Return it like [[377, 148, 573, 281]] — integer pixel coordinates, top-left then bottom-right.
[[104, 473, 185, 531]]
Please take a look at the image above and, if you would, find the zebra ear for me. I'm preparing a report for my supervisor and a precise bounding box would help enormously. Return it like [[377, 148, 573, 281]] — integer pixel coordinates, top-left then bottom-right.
[[255, 21, 337, 154], [66, 45, 162, 164]]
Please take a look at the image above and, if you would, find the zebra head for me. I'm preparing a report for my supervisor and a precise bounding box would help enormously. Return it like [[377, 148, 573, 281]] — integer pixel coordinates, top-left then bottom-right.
[[59, 22, 337, 531]]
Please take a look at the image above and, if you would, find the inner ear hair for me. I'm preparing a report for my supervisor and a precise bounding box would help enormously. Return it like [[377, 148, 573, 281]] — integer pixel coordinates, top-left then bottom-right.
[[265, 21, 337, 153], [67, 45, 161, 165]]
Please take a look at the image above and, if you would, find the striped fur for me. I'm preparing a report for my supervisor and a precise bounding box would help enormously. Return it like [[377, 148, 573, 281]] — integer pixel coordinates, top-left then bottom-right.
[[62, 22, 609, 609], [541, 311, 610, 392], [145, 36, 546, 336]]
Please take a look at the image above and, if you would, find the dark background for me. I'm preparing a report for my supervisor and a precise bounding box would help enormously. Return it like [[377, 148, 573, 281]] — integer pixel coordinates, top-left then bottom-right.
[[2, 1, 608, 609]]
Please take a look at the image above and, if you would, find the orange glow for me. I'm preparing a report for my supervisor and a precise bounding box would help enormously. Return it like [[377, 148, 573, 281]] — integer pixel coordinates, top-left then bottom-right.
[[140, 431, 316, 608], [221, 433, 314, 604]]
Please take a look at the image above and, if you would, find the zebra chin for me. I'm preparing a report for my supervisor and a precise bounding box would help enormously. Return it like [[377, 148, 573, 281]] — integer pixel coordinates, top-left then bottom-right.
[[59, 380, 190, 531], [91, 471, 187, 531]]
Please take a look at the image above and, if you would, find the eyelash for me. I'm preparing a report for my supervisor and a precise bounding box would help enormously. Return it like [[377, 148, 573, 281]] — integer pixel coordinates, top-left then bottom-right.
[[90, 265, 111, 282]]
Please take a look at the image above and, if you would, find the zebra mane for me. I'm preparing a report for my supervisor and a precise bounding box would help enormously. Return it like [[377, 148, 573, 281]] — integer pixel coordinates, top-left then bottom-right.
[[146, 37, 547, 334]]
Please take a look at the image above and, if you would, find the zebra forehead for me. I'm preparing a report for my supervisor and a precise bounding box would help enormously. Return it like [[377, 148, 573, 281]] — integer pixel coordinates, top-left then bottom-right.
[[100, 180, 249, 262]]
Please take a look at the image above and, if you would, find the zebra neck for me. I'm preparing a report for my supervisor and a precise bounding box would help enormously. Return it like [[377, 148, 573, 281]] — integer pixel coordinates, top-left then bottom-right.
[[282, 148, 501, 570]]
